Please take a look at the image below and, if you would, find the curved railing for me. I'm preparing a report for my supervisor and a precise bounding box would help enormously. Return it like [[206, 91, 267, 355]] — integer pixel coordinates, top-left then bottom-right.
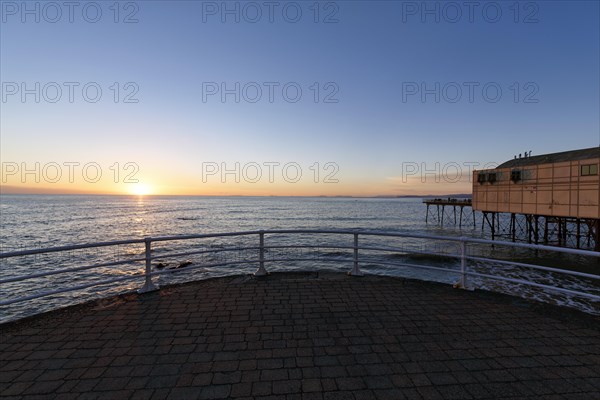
[[1, 230, 599, 317]]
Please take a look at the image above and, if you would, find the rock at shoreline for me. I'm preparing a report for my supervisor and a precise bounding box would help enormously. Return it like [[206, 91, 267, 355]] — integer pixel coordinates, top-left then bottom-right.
[[177, 261, 193, 269]]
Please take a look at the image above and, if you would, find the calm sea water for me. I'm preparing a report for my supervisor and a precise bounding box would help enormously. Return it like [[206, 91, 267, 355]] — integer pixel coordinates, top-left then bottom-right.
[[1, 195, 598, 322]]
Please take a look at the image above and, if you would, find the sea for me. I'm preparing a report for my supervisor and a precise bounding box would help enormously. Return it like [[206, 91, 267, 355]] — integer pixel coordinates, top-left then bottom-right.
[[0, 195, 598, 323]]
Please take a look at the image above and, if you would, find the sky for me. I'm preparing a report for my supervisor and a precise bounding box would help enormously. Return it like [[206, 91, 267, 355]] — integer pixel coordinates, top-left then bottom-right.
[[1, 0, 599, 196]]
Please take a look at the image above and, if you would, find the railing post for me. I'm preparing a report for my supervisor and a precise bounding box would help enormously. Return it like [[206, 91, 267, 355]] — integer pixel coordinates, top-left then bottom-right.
[[349, 232, 364, 276], [455, 237, 472, 290], [138, 237, 158, 293], [254, 231, 268, 276]]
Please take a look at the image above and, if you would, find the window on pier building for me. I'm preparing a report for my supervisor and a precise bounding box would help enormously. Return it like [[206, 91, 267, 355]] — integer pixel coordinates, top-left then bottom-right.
[[581, 164, 598, 176], [510, 170, 521, 183], [477, 173, 486, 184]]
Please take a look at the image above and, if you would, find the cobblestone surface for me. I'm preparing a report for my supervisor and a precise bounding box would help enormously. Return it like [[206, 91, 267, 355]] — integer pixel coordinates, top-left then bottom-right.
[[1, 272, 599, 399]]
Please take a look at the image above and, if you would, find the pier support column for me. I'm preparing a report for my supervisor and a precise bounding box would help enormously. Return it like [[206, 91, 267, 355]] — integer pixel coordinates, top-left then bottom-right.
[[593, 220, 600, 252], [510, 213, 516, 242]]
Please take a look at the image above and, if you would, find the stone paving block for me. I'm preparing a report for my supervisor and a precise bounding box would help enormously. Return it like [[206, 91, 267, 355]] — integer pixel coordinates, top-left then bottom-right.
[[261, 368, 288, 381], [301, 393, 324, 400], [230, 382, 253, 397], [212, 371, 242, 385], [323, 391, 356, 400], [272, 379, 301, 395], [258, 358, 284, 369], [335, 377, 366, 391], [166, 386, 202, 399], [252, 381, 272, 396], [302, 379, 322, 393]]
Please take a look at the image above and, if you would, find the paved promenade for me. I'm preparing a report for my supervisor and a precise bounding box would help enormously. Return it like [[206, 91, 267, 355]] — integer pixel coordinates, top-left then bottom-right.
[[1, 272, 599, 399]]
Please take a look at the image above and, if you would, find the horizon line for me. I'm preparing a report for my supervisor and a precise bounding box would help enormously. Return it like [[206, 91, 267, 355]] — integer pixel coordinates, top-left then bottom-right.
[[0, 192, 473, 199]]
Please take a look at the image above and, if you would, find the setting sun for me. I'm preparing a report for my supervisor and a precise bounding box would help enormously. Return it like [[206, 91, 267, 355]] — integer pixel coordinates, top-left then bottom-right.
[[129, 183, 153, 196]]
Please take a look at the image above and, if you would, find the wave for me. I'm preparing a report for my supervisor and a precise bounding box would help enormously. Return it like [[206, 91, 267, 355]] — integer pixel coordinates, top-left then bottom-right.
[[386, 252, 458, 262]]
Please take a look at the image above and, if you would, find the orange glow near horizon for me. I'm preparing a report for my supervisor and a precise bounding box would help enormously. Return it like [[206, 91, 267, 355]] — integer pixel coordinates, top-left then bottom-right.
[[0, 178, 473, 197], [0, 156, 473, 197]]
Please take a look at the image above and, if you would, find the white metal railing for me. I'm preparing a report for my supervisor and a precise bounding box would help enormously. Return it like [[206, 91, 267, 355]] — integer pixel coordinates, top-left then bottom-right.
[[1, 230, 599, 311]]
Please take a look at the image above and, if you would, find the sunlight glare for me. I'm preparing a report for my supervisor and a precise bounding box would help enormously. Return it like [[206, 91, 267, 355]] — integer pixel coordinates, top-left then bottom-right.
[[130, 183, 153, 196]]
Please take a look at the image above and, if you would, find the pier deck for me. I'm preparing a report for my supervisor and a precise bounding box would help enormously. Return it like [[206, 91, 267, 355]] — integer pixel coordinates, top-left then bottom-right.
[[423, 198, 474, 227], [1, 272, 599, 399], [422, 198, 472, 206]]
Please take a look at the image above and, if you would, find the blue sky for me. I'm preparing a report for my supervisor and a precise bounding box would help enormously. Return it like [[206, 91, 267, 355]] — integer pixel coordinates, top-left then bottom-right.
[[1, 0, 599, 195]]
